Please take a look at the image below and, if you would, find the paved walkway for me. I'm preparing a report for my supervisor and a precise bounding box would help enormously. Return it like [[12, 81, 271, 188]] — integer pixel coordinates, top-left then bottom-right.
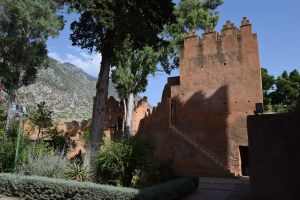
[[183, 177, 249, 200]]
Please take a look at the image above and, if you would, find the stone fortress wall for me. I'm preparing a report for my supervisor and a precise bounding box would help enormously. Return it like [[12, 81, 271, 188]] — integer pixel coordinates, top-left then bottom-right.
[[22, 17, 263, 177], [138, 17, 263, 177], [23, 96, 150, 159]]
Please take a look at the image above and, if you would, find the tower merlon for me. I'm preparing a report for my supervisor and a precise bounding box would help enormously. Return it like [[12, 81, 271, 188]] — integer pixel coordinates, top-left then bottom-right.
[[241, 17, 251, 26], [222, 21, 236, 30], [183, 17, 256, 46]]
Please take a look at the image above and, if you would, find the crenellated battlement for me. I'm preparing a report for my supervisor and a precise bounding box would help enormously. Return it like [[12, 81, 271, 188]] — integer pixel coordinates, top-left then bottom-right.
[[184, 17, 255, 47], [180, 17, 261, 94]]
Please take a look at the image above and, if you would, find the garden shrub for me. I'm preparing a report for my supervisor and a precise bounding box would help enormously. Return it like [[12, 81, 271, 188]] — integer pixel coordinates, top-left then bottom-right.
[[0, 173, 138, 200], [0, 173, 198, 200], [64, 163, 92, 182], [95, 137, 175, 188], [46, 127, 76, 154], [95, 140, 132, 186], [16, 140, 54, 169], [0, 131, 15, 172], [128, 136, 175, 188], [18, 152, 69, 179]]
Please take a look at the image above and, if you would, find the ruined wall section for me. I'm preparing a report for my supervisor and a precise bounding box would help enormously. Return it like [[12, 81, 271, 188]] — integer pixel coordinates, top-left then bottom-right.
[[132, 97, 151, 135]]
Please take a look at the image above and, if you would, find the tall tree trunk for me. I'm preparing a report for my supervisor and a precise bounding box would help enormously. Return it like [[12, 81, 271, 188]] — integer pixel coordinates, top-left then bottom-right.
[[124, 93, 134, 142], [5, 91, 16, 134], [84, 53, 111, 169], [122, 99, 127, 132], [37, 127, 41, 139]]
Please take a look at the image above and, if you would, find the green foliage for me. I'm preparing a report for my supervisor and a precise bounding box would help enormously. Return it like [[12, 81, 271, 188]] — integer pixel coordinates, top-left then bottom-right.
[[67, 0, 175, 168], [95, 141, 132, 186], [64, 163, 92, 182], [271, 70, 300, 112], [81, 128, 90, 144], [128, 137, 173, 188], [29, 101, 75, 153], [80, 121, 91, 145], [0, 131, 15, 172], [29, 101, 53, 138], [95, 137, 174, 188], [0, 108, 6, 129], [68, 0, 175, 57], [159, 0, 223, 73], [175, 0, 222, 31], [0, 130, 34, 172], [0, 173, 198, 200], [0, 173, 138, 200], [0, 0, 64, 93], [112, 38, 160, 99], [46, 127, 76, 153], [261, 68, 276, 108], [18, 152, 69, 179], [0, 84, 7, 129], [262, 68, 300, 113]]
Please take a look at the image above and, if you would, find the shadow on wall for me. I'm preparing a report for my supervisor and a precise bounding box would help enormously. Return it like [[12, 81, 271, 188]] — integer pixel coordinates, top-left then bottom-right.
[[137, 85, 231, 176]]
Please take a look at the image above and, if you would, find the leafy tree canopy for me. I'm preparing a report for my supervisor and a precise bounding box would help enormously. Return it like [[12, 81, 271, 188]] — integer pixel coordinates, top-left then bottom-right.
[[261, 68, 275, 106], [111, 37, 160, 99], [29, 101, 53, 138], [68, 0, 175, 58], [0, 0, 64, 93], [159, 0, 223, 73], [262, 68, 300, 113], [67, 0, 176, 168]]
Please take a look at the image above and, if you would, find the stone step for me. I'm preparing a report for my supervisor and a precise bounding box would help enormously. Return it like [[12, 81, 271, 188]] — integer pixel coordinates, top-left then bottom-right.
[[170, 125, 235, 177]]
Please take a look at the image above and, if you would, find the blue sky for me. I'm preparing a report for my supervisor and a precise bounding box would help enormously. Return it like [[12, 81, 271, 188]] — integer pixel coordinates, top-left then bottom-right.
[[47, 0, 300, 106]]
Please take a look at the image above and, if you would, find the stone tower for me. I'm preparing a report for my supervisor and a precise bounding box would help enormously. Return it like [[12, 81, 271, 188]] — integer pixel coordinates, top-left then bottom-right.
[[138, 17, 263, 177]]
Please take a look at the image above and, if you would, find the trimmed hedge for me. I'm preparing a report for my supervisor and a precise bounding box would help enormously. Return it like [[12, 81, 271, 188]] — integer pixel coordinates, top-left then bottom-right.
[[0, 173, 198, 200], [0, 173, 138, 200]]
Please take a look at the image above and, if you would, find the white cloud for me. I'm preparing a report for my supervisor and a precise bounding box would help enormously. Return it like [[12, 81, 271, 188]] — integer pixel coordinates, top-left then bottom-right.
[[80, 52, 91, 59], [48, 50, 101, 77], [48, 52, 64, 63], [66, 53, 77, 62]]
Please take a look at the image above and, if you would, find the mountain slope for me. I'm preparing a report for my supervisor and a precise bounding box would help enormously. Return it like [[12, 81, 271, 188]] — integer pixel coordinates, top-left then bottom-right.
[[17, 58, 118, 122]]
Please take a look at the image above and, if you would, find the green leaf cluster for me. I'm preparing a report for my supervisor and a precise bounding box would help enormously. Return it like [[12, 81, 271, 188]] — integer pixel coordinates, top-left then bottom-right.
[[159, 0, 223, 73], [64, 163, 92, 182], [0, 131, 15, 172], [29, 101, 53, 138], [95, 140, 133, 186], [95, 137, 174, 188], [175, 0, 222, 31], [68, 0, 175, 57], [112, 37, 159, 99], [0, 0, 64, 93], [262, 68, 300, 113], [261, 68, 276, 107]]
